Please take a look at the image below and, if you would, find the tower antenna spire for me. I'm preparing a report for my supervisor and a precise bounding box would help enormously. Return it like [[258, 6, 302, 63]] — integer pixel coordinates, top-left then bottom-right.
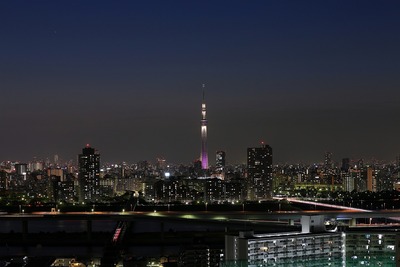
[[202, 83, 205, 102]]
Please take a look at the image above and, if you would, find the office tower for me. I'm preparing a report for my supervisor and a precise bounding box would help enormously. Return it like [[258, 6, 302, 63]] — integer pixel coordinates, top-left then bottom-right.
[[78, 144, 100, 202], [247, 142, 273, 199], [352, 169, 366, 192], [45, 157, 51, 168], [357, 159, 364, 169], [28, 160, 44, 171], [54, 154, 59, 166], [200, 85, 208, 170], [15, 163, 27, 175], [366, 167, 376, 192], [0, 171, 7, 192], [343, 172, 354, 192], [341, 158, 350, 172], [376, 169, 393, 191], [324, 152, 333, 169], [47, 168, 65, 181], [215, 150, 226, 171]]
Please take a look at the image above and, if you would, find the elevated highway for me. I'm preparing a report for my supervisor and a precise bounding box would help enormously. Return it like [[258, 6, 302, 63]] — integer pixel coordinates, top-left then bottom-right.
[[0, 209, 399, 224]]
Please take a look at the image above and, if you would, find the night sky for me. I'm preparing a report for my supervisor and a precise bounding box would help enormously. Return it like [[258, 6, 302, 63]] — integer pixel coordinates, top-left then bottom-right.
[[1, 1, 400, 165]]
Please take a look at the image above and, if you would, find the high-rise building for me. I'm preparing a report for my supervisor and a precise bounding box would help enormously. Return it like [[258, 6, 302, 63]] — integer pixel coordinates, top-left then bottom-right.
[[247, 142, 273, 199], [357, 158, 364, 169], [78, 144, 100, 202], [341, 158, 350, 172], [200, 85, 208, 170], [324, 152, 333, 172], [47, 168, 65, 181], [366, 167, 376, 192], [28, 160, 44, 171], [54, 154, 59, 166], [215, 150, 226, 171], [343, 171, 354, 192], [0, 171, 7, 192], [15, 163, 27, 175]]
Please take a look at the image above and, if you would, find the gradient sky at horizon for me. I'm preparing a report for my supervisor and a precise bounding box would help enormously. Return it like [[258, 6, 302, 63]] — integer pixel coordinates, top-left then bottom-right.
[[1, 1, 400, 165]]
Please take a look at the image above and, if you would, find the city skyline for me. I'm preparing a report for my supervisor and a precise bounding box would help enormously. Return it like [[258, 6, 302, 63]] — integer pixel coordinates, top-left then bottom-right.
[[1, 144, 398, 167], [1, 1, 400, 164]]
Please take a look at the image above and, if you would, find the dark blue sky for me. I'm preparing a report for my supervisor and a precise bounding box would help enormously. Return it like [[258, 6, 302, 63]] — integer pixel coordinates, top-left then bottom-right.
[[1, 1, 399, 165]]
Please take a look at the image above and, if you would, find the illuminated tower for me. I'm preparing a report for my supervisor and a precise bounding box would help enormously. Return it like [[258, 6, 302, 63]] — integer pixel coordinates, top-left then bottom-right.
[[200, 85, 208, 170]]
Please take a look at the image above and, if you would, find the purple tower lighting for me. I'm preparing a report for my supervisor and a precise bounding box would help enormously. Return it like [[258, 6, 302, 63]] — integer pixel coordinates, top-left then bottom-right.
[[200, 85, 208, 170]]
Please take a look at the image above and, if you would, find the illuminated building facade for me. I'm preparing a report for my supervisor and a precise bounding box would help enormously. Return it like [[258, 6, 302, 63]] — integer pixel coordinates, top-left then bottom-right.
[[28, 160, 44, 171], [346, 231, 398, 266], [204, 178, 224, 202], [247, 143, 273, 199], [55, 181, 75, 203], [225, 216, 344, 267], [225, 214, 400, 267], [15, 163, 27, 175], [324, 151, 333, 169], [78, 144, 100, 202], [216, 150, 226, 172]]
